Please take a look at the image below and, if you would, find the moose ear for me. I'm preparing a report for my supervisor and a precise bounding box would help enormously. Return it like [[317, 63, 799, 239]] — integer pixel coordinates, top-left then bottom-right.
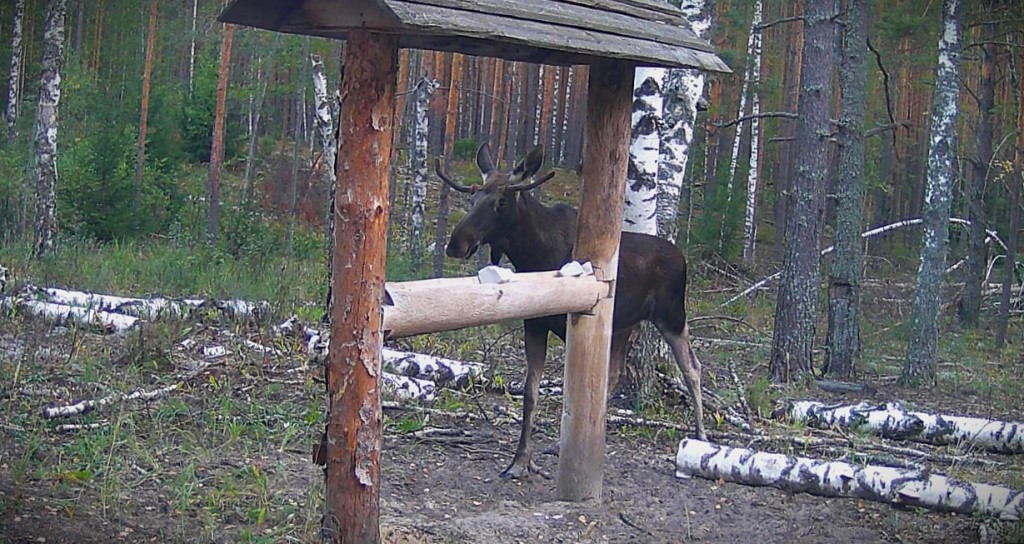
[[476, 142, 496, 174], [512, 145, 544, 182]]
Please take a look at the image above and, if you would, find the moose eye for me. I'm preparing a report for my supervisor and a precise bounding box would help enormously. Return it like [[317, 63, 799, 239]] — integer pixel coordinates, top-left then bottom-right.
[[494, 196, 508, 211]]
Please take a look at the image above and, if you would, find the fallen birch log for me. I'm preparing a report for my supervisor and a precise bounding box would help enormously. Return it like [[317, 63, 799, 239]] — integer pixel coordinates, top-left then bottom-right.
[[4, 299, 139, 334], [14, 285, 272, 322], [786, 400, 1024, 454], [306, 331, 438, 402], [676, 439, 1023, 520], [42, 384, 181, 419]]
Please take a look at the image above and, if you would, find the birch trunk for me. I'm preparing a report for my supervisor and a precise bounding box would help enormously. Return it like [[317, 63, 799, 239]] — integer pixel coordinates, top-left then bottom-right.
[[721, 0, 761, 250], [787, 400, 1024, 454], [5, 0, 24, 143], [32, 0, 67, 260], [619, 67, 665, 408], [410, 77, 438, 271], [903, 0, 963, 386], [825, 0, 869, 378], [740, 0, 763, 263], [676, 439, 1023, 521], [243, 43, 275, 199], [311, 53, 338, 318], [769, 0, 836, 381], [188, 0, 198, 97], [287, 38, 310, 250]]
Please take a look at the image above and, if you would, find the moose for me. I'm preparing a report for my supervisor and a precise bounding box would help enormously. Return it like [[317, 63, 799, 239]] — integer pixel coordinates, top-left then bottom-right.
[[435, 143, 705, 479]]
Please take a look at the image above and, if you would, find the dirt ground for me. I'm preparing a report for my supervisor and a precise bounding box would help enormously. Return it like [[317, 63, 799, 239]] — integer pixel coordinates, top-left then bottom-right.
[[0, 301, 1021, 544]]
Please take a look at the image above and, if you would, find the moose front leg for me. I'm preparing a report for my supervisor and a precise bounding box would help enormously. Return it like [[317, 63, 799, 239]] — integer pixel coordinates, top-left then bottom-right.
[[502, 320, 549, 479]]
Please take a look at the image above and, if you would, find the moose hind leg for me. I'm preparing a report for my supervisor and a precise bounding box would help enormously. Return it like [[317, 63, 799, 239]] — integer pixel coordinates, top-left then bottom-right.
[[654, 321, 706, 440], [502, 321, 548, 479]]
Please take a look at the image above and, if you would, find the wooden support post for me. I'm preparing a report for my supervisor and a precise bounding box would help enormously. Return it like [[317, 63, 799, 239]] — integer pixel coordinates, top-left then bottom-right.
[[322, 31, 397, 544], [557, 58, 634, 501]]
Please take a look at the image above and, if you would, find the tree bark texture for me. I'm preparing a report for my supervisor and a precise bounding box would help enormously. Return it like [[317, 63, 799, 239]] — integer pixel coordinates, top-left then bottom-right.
[[676, 439, 1022, 520], [996, 41, 1023, 348], [769, 0, 836, 382], [207, 22, 234, 243], [5, 0, 24, 143], [958, 25, 996, 329], [903, 0, 962, 386], [321, 30, 396, 544], [558, 58, 633, 502], [825, 0, 869, 379], [410, 77, 438, 271], [773, 0, 804, 264], [433, 53, 463, 278], [134, 0, 158, 216], [32, 0, 67, 260], [740, 0, 763, 263], [311, 53, 338, 318]]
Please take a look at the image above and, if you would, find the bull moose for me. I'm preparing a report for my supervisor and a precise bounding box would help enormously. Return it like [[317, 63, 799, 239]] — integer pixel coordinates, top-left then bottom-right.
[[435, 143, 705, 479]]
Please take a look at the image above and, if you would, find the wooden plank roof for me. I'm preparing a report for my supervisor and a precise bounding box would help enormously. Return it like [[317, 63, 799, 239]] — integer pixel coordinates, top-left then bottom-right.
[[219, 0, 730, 72]]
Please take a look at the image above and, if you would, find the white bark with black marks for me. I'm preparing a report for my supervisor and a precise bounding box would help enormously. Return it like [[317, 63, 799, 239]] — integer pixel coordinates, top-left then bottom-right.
[[676, 439, 1023, 520], [311, 53, 337, 316], [624, 68, 663, 233], [5, 0, 25, 142], [904, 0, 963, 385], [410, 77, 439, 269], [740, 0, 763, 262], [787, 400, 1024, 454], [32, 0, 67, 259]]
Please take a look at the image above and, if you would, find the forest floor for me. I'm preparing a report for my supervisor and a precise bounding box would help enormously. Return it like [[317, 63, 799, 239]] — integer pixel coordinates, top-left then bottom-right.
[[1, 268, 1023, 544]]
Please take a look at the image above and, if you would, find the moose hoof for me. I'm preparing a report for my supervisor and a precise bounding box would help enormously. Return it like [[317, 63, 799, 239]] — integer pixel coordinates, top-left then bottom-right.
[[500, 461, 530, 480]]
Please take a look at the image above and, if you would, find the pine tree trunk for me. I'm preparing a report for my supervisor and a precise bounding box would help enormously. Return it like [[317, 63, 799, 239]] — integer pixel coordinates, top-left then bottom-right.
[[31, 0, 66, 260], [207, 22, 235, 243], [410, 77, 437, 271], [133, 0, 158, 218], [539, 66, 556, 153], [740, 0, 763, 263], [564, 65, 589, 170], [995, 41, 1023, 349], [287, 38, 311, 251], [825, 0, 869, 379], [433, 53, 464, 277], [958, 26, 995, 329], [5, 0, 25, 143], [774, 0, 804, 264], [902, 0, 963, 386], [769, 0, 836, 382]]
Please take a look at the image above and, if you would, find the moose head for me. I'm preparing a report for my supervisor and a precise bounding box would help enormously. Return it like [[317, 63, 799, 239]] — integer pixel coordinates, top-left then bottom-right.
[[435, 143, 555, 260]]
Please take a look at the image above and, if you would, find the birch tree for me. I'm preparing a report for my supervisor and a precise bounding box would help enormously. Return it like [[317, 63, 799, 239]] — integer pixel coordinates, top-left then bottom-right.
[[902, 0, 963, 386], [32, 0, 67, 260], [740, 0, 763, 263], [769, 0, 836, 382], [5, 0, 24, 143], [619, 66, 665, 407], [188, 0, 198, 97], [825, 0, 869, 378], [311, 53, 337, 317], [661, 0, 714, 245], [721, 0, 762, 252], [410, 76, 439, 271]]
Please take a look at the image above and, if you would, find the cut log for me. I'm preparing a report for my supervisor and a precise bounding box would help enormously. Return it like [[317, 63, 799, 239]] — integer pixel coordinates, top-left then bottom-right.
[[786, 400, 1024, 454], [676, 439, 1023, 520], [381, 348, 484, 388], [4, 299, 139, 334]]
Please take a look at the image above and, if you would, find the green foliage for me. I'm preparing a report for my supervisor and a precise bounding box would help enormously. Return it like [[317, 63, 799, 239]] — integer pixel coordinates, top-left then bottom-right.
[[0, 144, 30, 241], [453, 138, 479, 161]]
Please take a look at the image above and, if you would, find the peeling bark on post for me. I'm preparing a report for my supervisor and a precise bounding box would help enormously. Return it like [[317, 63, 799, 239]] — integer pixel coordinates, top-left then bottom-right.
[[557, 58, 633, 502], [903, 0, 962, 386], [321, 30, 396, 544], [32, 0, 67, 260]]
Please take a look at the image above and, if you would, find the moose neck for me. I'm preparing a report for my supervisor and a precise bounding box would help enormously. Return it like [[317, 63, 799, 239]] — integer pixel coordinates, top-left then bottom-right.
[[498, 191, 577, 273]]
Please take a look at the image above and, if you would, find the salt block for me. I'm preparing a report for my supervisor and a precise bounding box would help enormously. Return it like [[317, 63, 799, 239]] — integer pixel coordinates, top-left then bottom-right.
[[478, 265, 516, 284]]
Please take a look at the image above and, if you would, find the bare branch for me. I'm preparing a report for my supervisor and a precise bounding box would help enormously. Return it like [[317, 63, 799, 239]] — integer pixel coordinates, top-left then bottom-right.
[[713, 111, 797, 129], [756, 15, 804, 31]]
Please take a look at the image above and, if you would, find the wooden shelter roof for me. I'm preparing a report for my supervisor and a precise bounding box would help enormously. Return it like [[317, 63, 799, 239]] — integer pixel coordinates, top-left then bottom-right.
[[219, 0, 730, 72]]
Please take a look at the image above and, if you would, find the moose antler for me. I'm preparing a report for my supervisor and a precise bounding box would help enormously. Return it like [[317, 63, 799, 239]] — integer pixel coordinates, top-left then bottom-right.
[[434, 157, 476, 193], [509, 171, 556, 192]]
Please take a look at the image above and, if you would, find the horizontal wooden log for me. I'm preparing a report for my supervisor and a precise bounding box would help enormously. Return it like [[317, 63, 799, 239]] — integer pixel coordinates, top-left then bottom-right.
[[382, 271, 610, 339], [676, 439, 1023, 521], [786, 400, 1024, 454]]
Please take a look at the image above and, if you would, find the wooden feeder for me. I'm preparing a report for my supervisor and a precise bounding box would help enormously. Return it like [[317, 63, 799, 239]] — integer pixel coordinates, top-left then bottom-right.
[[219, 1, 727, 542]]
